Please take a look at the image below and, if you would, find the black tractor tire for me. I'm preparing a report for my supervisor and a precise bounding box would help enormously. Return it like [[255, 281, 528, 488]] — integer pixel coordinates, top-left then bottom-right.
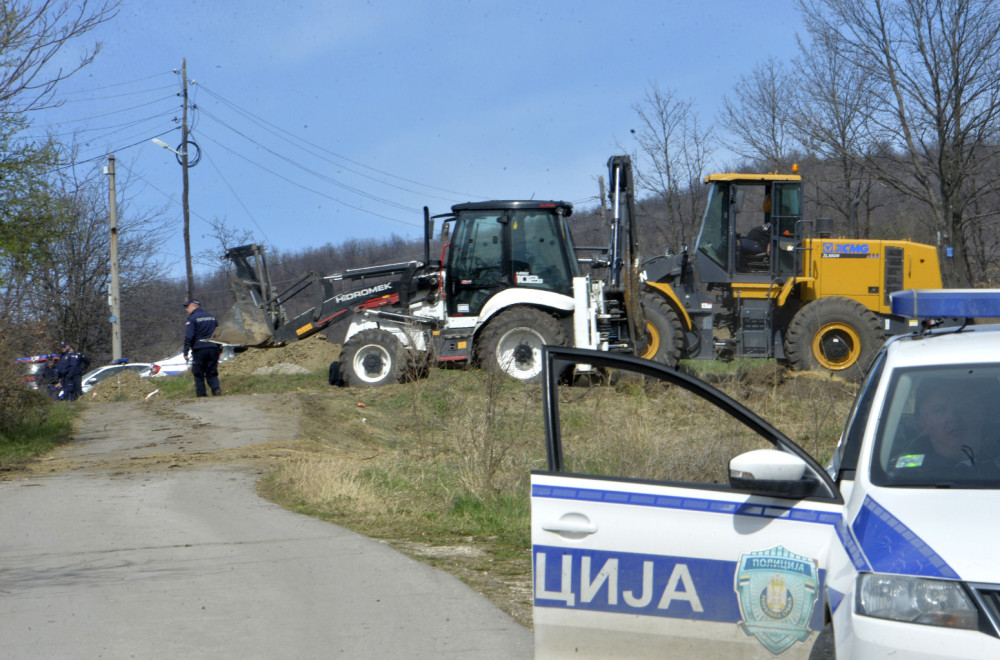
[[328, 360, 344, 386], [785, 297, 884, 381], [340, 329, 405, 387], [477, 307, 568, 383], [637, 292, 684, 367]]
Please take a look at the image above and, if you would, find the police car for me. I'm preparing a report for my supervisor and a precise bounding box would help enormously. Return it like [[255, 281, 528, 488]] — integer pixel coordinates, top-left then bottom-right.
[[531, 290, 1000, 659]]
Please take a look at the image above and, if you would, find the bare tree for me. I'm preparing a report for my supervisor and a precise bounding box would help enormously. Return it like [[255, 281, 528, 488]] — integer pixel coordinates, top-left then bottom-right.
[[719, 57, 802, 170], [22, 164, 171, 361], [790, 30, 886, 237], [194, 216, 259, 272], [0, 0, 119, 114], [797, 0, 1000, 286], [627, 84, 714, 253]]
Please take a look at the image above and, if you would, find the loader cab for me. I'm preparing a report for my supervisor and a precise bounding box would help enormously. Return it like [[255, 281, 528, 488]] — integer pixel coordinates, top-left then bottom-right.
[[445, 200, 578, 316], [694, 173, 802, 284]]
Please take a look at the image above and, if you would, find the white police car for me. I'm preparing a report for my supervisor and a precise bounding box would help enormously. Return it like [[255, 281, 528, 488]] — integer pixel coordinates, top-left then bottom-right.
[[531, 290, 1000, 659]]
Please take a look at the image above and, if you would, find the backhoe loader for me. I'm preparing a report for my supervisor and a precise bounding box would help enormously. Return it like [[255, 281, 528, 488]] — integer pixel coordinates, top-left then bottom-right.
[[213, 156, 646, 387]]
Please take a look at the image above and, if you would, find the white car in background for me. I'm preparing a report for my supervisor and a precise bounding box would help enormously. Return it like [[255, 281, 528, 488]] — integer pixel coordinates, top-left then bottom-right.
[[531, 289, 1000, 659], [144, 345, 239, 377], [81, 362, 153, 394]]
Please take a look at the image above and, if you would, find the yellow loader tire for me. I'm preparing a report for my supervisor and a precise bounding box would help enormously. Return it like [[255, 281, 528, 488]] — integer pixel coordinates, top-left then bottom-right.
[[638, 293, 684, 367], [785, 297, 884, 381]]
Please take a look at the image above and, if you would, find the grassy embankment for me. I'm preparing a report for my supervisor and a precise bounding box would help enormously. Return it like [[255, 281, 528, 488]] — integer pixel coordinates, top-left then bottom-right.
[[253, 360, 857, 626]]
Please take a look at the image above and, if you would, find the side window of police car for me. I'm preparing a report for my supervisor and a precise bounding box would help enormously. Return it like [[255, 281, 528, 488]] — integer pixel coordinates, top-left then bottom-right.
[[830, 351, 886, 482], [557, 368, 777, 487]]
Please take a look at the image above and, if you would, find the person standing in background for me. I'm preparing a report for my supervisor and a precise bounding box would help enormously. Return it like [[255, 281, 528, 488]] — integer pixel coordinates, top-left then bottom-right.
[[183, 299, 222, 397], [55, 342, 90, 401]]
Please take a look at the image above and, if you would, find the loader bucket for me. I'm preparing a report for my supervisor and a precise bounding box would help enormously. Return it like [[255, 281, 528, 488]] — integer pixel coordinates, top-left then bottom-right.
[[212, 243, 283, 347], [212, 285, 276, 347]]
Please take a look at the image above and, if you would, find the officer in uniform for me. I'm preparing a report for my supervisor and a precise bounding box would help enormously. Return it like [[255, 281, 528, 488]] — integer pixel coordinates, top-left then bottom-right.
[[36, 357, 60, 399], [55, 342, 90, 401], [183, 299, 222, 397]]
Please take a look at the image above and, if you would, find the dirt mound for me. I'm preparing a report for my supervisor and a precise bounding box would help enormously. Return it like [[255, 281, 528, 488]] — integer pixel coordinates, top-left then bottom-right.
[[221, 334, 341, 377], [87, 370, 160, 402]]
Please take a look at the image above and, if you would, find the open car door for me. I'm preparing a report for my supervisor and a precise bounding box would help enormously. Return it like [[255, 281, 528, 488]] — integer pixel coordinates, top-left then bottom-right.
[[531, 347, 846, 659]]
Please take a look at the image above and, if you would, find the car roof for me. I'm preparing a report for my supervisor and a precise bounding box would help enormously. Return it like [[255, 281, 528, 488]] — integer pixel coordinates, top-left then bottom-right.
[[883, 323, 1000, 369]]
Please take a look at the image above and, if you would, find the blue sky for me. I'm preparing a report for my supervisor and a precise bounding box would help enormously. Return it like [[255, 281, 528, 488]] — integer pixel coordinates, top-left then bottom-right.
[[32, 0, 804, 277]]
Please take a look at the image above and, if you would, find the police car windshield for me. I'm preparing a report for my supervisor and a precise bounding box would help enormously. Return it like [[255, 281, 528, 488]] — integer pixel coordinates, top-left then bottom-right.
[[871, 364, 1000, 488]]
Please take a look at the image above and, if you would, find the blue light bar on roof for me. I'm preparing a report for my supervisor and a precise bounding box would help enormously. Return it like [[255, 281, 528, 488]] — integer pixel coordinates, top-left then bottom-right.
[[890, 289, 1000, 318]]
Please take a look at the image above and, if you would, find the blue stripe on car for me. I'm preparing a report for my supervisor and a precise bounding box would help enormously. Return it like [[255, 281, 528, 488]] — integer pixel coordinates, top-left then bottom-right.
[[532, 483, 840, 525], [852, 495, 958, 579]]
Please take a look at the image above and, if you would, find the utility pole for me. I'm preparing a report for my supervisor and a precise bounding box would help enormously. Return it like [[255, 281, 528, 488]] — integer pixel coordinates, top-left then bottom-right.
[[181, 57, 194, 301], [107, 154, 122, 361]]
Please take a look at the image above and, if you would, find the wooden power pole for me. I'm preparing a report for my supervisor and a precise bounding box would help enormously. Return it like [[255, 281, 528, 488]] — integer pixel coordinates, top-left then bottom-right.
[[181, 57, 194, 301], [107, 154, 122, 361]]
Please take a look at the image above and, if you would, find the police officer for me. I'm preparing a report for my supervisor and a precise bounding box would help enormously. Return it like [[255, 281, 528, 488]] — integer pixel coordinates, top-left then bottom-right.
[[183, 299, 222, 397], [55, 342, 90, 401], [36, 357, 60, 399]]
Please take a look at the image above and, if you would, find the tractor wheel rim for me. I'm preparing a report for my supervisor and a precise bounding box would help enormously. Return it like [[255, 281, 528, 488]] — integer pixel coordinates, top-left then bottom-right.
[[354, 344, 391, 383], [638, 320, 661, 360], [812, 322, 861, 370], [496, 327, 545, 379]]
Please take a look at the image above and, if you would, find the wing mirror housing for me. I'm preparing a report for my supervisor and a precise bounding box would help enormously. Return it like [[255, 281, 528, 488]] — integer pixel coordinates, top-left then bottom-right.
[[729, 449, 818, 499]]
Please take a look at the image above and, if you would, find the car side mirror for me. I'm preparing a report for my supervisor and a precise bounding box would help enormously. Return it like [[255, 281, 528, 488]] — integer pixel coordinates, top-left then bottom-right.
[[729, 449, 818, 499]]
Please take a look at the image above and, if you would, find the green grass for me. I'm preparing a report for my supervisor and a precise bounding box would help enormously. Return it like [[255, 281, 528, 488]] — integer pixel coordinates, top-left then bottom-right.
[[0, 402, 74, 466]]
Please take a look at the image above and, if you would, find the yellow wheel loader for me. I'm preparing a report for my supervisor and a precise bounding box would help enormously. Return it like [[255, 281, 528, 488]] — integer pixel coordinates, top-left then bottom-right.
[[637, 169, 945, 379]]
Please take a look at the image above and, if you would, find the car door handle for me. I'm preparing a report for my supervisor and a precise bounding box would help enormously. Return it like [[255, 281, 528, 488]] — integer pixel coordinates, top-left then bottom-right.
[[542, 516, 597, 536]]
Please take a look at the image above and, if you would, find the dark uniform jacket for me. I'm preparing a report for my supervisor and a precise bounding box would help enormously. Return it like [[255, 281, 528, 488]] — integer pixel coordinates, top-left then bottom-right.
[[56, 350, 90, 379], [184, 307, 219, 355]]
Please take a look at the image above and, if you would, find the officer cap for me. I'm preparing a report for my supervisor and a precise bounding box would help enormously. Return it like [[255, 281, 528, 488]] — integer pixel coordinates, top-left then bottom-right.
[[183, 299, 201, 307]]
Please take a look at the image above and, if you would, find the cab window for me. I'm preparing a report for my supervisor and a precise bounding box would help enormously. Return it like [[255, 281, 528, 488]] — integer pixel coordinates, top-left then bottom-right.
[[696, 183, 729, 271], [447, 211, 505, 315], [509, 210, 575, 296]]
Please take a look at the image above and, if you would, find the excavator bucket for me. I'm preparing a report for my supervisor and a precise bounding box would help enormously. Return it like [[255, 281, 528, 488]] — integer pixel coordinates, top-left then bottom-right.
[[213, 287, 275, 346], [211, 244, 283, 347]]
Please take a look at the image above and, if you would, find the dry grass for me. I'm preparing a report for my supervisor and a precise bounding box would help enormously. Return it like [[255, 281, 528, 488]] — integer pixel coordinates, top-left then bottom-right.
[[268, 455, 400, 516], [256, 361, 858, 627]]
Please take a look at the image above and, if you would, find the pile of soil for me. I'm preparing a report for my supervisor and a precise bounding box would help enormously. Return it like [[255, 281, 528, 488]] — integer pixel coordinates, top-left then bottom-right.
[[221, 333, 341, 377], [87, 370, 160, 402]]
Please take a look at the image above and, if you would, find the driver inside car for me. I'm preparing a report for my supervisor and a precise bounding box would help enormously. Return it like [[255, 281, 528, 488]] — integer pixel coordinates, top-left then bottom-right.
[[890, 378, 994, 478]]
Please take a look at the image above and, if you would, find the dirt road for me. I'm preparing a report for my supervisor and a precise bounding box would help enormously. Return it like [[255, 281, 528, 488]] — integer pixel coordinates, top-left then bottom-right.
[[0, 395, 532, 658]]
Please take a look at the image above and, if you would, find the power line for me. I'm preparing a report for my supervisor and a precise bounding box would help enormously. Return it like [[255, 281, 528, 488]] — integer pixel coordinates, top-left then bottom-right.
[[42, 127, 180, 175], [202, 148, 271, 245], [55, 71, 174, 96], [31, 94, 177, 130], [196, 83, 487, 200], [198, 108, 421, 214], [197, 132, 422, 229]]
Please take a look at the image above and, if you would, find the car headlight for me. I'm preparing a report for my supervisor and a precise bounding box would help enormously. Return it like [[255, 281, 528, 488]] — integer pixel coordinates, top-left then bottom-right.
[[857, 573, 978, 629]]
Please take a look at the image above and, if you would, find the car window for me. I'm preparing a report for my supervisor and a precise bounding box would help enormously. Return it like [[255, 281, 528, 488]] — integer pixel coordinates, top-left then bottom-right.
[[870, 363, 1000, 488], [831, 350, 886, 481]]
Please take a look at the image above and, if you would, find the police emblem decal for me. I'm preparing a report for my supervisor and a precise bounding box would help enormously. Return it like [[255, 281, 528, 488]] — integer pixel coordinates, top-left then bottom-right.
[[735, 546, 819, 654]]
